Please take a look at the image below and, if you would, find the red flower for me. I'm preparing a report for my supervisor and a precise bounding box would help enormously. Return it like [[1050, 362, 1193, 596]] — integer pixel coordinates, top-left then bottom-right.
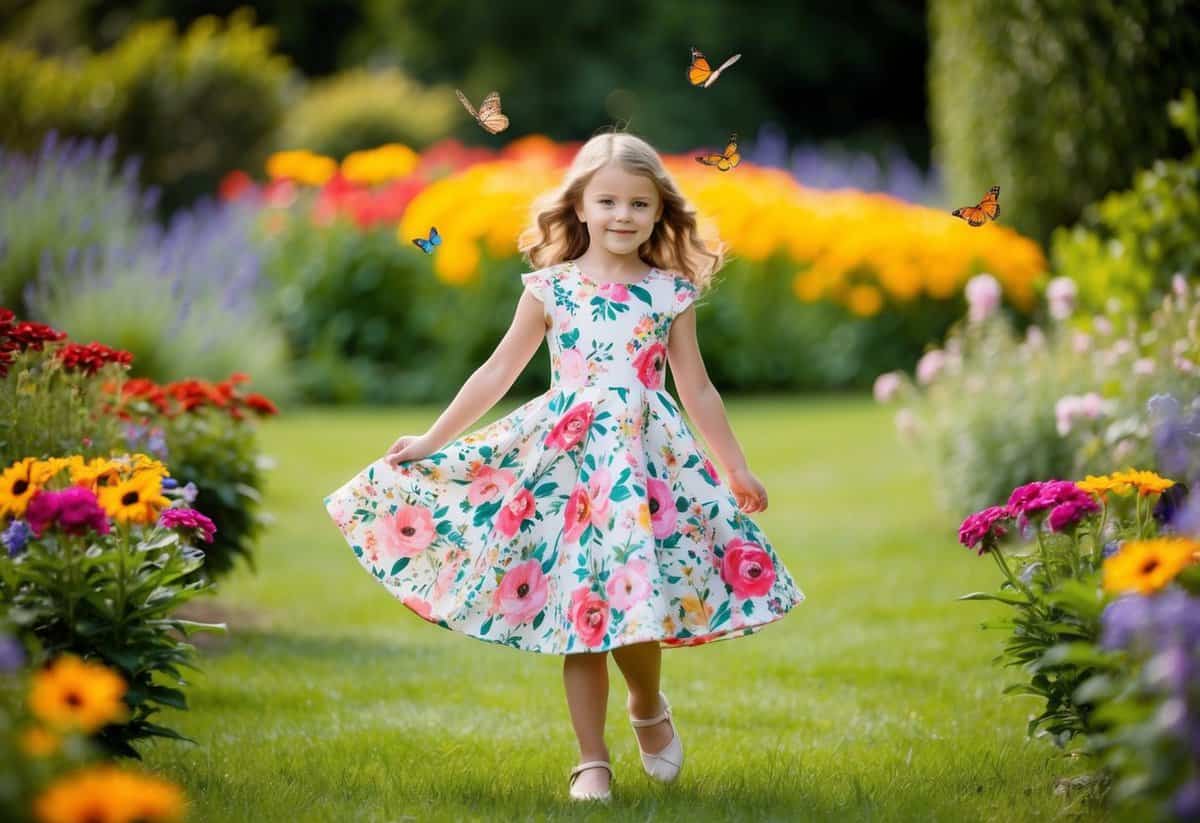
[[218, 170, 256, 202], [5, 321, 67, 351], [57, 341, 134, 375], [243, 393, 278, 416]]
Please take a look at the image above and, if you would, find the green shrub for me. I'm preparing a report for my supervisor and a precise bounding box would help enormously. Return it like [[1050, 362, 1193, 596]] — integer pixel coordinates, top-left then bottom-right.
[[930, 1, 1200, 245], [1050, 90, 1200, 316], [276, 68, 458, 159]]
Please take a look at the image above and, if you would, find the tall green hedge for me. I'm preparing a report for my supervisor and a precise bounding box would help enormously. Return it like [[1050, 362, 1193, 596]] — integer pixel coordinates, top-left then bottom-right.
[[929, 0, 1200, 245]]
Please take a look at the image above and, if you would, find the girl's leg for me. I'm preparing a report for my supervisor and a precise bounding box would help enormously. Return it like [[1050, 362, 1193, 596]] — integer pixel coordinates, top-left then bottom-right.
[[562, 651, 611, 793], [610, 641, 674, 754]]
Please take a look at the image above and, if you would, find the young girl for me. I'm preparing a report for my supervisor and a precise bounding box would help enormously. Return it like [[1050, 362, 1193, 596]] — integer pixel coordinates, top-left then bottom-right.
[[323, 132, 805, 802]]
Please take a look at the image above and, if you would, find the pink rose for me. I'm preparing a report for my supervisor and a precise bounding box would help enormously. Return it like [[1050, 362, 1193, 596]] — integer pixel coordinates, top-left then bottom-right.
[[606, 559, 650, 610], [467, 465, 516, 506], [377, 503, 436, 559], [402, 596, 435, 621], [492, 559, 549, 625], [632, 341, 667, 390], [597, 282, 630, 302], [494, 486, 536, 538], [569, 586, 610, 648], [646, 477, 677, 538], [563, 484, 594, 544], [703, 458, 720, 484], [719, 538, 776, 599], [559, 348, 588, 388], [545, 401, 595, 451], [587, 466, 612, 528]]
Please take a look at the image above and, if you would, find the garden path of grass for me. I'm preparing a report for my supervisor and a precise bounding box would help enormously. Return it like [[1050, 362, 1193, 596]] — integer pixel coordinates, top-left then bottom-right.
[[144, 394, 1104, 822]]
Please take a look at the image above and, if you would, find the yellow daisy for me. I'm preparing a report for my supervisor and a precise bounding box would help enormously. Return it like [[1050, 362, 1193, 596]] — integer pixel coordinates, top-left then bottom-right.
[[19, 725, 61, 757], [1122, 469, 1176, 497], [33, 764, 186, 823], [1076, 474, 1124, 500], [29, 654, 129, 733], [1103, 537, 1199, 595], [0, 457, 69, 519], [68, 456, 122, 492], [98, 471, 171, 525]]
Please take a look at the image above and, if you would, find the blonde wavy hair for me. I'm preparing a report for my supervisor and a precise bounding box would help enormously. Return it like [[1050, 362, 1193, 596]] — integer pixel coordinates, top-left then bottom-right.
[[518, 132, 724, 293]]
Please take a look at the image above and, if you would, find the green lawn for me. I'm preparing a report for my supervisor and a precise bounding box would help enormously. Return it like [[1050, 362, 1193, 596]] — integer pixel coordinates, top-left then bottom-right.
[[141, 394, 1106, 821]]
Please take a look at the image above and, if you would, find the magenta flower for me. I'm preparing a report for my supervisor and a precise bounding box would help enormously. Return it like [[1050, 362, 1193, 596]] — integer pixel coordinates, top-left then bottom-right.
[[1047, 495, 1102, 533], [25, 487, 110, 538], [1007, 479, 1100, 532], [157, 507, 217, 543], [958, 505, 1012, 554]]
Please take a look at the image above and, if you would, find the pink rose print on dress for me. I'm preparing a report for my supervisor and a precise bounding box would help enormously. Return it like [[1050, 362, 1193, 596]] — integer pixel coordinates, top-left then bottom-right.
[[492, 559, 549, 625], [402, 595, 435, 621], [720, 538, 777, 599], [494, 486, 536, 539], [378, 503, 436, 559], [586, 466, 613, 528], [467, 465, 516, 506], [703, 458, 720, 483], [559, 348, 588, 388], [632, 341, 667, 390], [645, 476, 678, 539], [597, 282, 631, 302], [569, 586, 610, 648], [606, 558, 651, 610], [545, 401, 595, 451]]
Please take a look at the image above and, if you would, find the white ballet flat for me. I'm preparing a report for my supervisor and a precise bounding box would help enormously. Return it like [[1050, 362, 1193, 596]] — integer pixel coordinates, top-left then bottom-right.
[[628, 690, 684, 782], [568, 760, 613, 802]]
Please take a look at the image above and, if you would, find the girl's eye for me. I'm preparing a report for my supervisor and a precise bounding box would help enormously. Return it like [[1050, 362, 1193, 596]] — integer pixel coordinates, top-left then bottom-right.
[[634, 202, 648, 208], [599, 198, 613, 205]]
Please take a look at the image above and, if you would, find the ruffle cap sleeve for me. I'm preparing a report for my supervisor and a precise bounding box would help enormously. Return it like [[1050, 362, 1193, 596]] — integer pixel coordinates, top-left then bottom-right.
[[520, 269, 554, 305], [673, 275, 700, 314]]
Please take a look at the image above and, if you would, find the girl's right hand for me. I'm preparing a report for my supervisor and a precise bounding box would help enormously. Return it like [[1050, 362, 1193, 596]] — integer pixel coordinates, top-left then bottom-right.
[[384, 434, 436, 468]]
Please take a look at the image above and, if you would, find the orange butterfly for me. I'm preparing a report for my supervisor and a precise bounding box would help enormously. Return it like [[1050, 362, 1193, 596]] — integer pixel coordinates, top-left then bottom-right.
[[687, 47, 741, 88], [455, 89, 510, 135], [951, 186, 1001, 226], [695, 133, 740, 171]]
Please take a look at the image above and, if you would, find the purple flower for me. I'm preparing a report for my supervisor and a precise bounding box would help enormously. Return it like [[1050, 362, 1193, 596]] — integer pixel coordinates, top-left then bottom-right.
[[182, 482, 198, 504], [2, 519, 31, 557], [0, 633, 24, 673], [1100, 594, 1154, 651], [1174, 779, 1200, 820], [161, 477, 179, 490], [158, 507, 217, 543], [1103, 540, 1123, 559], [958, 505, 1012, 554]]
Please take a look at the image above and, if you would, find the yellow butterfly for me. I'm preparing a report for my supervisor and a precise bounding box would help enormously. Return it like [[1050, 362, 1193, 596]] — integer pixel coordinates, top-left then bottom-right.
[[695, 133, 740, 171], [688, 47, 741, 88], [455, 89, 510, 135]]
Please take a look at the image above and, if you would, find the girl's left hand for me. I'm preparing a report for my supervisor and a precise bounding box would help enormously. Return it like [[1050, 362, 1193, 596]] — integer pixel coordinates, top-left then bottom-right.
[[728, 467, 768, 513]]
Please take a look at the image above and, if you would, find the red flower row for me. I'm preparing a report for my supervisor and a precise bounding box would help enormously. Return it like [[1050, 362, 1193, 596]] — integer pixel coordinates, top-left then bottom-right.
[[0, 308, 132, 377], [107, 373, 278, 421]]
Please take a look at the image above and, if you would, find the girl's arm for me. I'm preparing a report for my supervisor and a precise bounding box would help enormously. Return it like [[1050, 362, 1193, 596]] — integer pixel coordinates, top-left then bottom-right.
[[666, 306, 768, 512], [415, 289, 549, 452]]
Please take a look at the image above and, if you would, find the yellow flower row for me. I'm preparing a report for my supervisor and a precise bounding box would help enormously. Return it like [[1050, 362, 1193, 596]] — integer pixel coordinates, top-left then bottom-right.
[[0, 454, 171, 526], [1077, 469, 1176, 499], [268, 143, 421, 188], [1103, 537, 1198, 595]]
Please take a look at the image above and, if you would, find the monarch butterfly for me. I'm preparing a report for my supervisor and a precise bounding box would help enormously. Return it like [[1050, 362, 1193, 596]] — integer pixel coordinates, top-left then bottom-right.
[[412, 226, 442, 254], [695, 133, 740, 171], [687, 47, 741, 88], [951, 186, 1001, 227], [455, 89, 510, 135]]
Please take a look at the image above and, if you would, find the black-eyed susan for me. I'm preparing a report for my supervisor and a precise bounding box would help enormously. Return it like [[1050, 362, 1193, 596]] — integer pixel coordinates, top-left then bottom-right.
[[0, 457, 70, 519], [67, 456, 122, 492], [29, 653, 129, 733], [19, 724, 61, 757], [33, 763, 186, 823], [98, 471, 171, 526], [1103, 537, 1199, 595]]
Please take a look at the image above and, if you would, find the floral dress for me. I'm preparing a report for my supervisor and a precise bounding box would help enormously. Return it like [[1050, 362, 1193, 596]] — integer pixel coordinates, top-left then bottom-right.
[[323, 260, 805, 654]]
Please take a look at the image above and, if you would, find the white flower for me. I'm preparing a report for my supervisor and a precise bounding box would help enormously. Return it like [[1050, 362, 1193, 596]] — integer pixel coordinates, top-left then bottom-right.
[[1024, 325, 1045, 349], [872, 371, 903, 404], [964, 273, 1002, 323], [1055, 395, 1083, 436], [915, 349, 946, 385], [1045, 277, 1077, 321], [1093, 316, 1113, 336]]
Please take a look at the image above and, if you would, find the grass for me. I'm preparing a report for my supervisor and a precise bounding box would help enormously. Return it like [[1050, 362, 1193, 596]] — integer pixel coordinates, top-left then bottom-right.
[[140, 393, 1109, 821]]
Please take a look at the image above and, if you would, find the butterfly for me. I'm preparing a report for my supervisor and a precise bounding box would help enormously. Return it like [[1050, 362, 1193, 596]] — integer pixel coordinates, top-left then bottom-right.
[[412, 226, 442, 254], [951, 186, 1001, 227], [687, 47, 741, 88], [695, 133, 740, 171], [455, 89, 510, 135]]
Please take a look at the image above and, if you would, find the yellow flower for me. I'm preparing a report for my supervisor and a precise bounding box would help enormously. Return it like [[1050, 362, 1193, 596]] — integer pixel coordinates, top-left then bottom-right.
[[0, 457, 70, 519], [341, 143, 419, 185], [1103, 537, 1199, 595], [68, 457, 122, 492], [1122, 469, 1176, 497], [19, 725, 60, 757], [680, 594, 713, 631], [33, 763, 186, 823], [266, 149, 337, 187], [846, 284, 884, 317], [98, 471, 170, 526], [29, 654, 129, 733], [637, 502, 652, 533]]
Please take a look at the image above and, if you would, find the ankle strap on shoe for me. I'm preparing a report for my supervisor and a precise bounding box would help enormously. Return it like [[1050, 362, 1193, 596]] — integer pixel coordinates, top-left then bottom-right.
[[570, 760, 613, 780]]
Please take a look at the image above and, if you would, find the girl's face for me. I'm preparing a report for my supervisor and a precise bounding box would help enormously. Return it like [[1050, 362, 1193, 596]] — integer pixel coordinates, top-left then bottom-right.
[[575, 163, 662, 257]]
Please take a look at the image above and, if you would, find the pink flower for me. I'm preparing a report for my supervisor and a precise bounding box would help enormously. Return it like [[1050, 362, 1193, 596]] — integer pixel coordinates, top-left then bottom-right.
[[916, 349, 946, 385], [597, 282, 631, 302], [563, 484, 594, 543], [26, 487, 110, 538], [873, 371, 902, 403], [632, 342, 667, 390], [957, 505, 1011, 554], [1047, 497, 1100, 533], [1134, 358, 1156, 376], [377, 503, 436, 559], [467, 465, 516, 507], [402, 596, 435, 621], [964, 273, 1002, 323], [558, 348, 588, 387], [703, 458, 719, 484], [719, 539, 776, 599], [492, 559, 549, 625], [1007, 479, 1096, 531], [494, 486, 536, 538], [1045, 277, 1077, 321], [645, 477, 677, 538], [158, 507, 217, 543], [606, 559, 650, 610], [545, 401, 595, 451], [587, 467, 613, 528], [569, 586, 610, 647]]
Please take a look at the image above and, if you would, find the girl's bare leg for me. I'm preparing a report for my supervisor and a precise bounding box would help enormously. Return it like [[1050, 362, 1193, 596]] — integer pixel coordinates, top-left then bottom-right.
[[611, 640, 674, 753], [562, 651, 611, 794]]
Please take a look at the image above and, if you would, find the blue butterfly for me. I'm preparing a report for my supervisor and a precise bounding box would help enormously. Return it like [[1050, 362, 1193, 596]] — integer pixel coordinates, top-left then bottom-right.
[[412, 226, 442, 254]]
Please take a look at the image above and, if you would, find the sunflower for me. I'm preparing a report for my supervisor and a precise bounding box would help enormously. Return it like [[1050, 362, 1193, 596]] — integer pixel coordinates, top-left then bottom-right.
[[1103, 537, 1199, 595], [28, 654, 129, 733], [0, 457, 70, 519], [98, 471, 171, 525], [67, 456, 122, 492], [33, 763, 186, 823]]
